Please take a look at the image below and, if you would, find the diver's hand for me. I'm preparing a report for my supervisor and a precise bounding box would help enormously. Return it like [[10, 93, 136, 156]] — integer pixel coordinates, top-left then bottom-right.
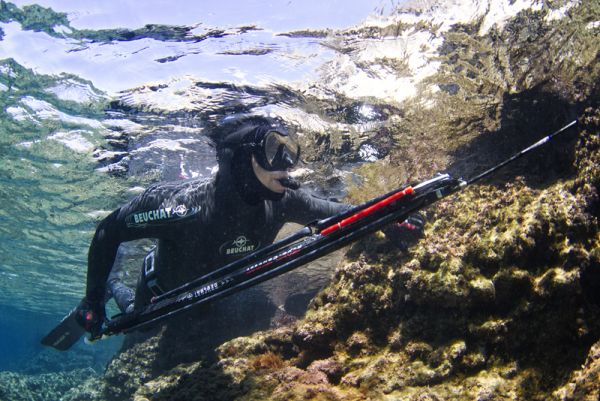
[[385, 213, 426, 250], [398, 213, 425, 232], [75, 297, 106, 339]]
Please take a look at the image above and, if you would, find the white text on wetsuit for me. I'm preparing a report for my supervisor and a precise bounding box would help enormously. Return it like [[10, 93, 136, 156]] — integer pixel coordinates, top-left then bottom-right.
[[127, 205, 197, 227], [134, 208, 173, 224]]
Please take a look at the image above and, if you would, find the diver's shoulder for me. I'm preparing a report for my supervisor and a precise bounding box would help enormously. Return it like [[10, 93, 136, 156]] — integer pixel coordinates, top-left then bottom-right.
[[136, 177, 214, 204], [147, 176, 212, 192]]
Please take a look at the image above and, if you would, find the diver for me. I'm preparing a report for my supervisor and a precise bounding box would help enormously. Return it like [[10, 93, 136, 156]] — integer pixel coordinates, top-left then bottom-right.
[[75, 116, 424, 337]]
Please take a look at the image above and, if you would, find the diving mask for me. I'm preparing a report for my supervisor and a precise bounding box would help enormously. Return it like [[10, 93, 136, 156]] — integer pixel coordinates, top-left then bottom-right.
[[255, 130, 301, 171]]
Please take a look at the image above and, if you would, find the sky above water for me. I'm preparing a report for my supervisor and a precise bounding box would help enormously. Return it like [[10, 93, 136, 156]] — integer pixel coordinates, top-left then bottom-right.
[[10, 0, 395, 30], [3, 0, 401, 93]]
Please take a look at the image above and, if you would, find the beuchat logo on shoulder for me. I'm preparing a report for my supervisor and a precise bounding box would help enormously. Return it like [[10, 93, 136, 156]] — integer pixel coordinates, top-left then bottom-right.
[[125, 204, 201, 228]]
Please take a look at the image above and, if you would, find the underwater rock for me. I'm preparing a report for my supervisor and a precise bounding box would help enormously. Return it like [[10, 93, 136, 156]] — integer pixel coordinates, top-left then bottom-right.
[[60, 377, 106, 401], [306, 358, 344, 384], [0, 369, 97, 401], [552, 339, 600, 401], [92, 333, 163, 401]]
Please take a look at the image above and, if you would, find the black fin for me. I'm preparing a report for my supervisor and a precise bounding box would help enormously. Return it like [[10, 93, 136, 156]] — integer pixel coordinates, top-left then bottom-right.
[[41, 305, 86, 351]]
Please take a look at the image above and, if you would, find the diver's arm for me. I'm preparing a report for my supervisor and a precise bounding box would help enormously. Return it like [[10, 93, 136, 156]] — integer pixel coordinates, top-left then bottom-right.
[[281, 188, 351, 225], [78, 206, 133, 335], [84, 181, 205, 305], [282, 188, 424, 249], [84, 185, 170, 305], [85, 208, 127, 305]]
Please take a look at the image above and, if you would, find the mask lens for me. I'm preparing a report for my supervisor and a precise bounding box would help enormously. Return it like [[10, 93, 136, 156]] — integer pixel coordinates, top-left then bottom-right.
[[264, 131, 300, 170]]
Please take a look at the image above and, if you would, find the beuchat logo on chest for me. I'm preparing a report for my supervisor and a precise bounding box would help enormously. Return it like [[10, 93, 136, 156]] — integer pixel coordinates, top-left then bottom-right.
[[219, 235, 260, 256]]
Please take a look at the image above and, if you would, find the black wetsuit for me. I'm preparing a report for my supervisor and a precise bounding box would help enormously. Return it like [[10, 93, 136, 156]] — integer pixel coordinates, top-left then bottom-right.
[[86, 170, 349, 309]]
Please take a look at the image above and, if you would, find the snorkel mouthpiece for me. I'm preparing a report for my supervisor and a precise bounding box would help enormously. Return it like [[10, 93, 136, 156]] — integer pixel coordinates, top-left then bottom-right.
[[279, 177, 300, 190]]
